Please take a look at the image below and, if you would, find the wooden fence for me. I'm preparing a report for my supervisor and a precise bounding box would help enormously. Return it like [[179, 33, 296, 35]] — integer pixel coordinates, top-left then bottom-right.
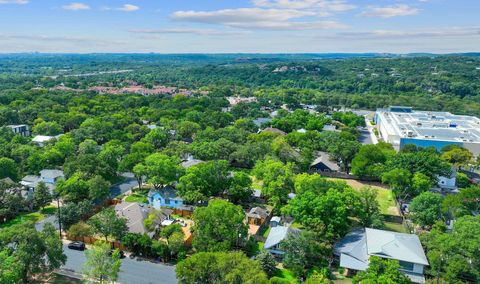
[[173, 208, 193, 217], [314, 171, 380, 182], [68, 235, 127, 251]]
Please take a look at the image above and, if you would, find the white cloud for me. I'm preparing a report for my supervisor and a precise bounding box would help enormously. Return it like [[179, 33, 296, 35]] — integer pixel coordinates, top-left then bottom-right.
[[0, 0, 28, 4], [172, 8, 346, 30], [252, 0, 355, 13], [0, 33, 124, 45], [361, 4, 419, 18], [335, 27, 480, 39], [62, 2, 90, 11], [117, 4, 139, 12], [130, 28, 248, 36]]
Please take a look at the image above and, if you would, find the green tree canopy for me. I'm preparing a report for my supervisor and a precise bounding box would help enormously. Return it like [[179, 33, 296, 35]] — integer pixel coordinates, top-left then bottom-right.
[[88, 208, 128, 242], [144, 153, 182, 189], [176, 251, 268, 284], [253, 158, 294, 207], [177, 160, 230, 203], [421, 216, 480, 283], [409, 192, 444, 228], [192, 199, 247, 252], [352, 256, 410, 284], [281, 230, 332, 277], [0, 157, 18, 181], [283, 181, 358, 240], [33, 181, 52, 210], [0, 223, 66, 283], [83, 241, 122, 284]]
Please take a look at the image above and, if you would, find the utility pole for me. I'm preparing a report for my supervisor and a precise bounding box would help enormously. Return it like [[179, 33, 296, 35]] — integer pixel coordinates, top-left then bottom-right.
[[56, 194, 62, 239]]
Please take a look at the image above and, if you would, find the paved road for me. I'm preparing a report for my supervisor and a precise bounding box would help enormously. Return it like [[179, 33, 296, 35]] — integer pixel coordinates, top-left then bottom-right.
[[34, 172, 138, 232], [110, 172, 138, 198], [62, 245, 177, 284], [358, 117, 378, 145], [35, 214, 59, 231]]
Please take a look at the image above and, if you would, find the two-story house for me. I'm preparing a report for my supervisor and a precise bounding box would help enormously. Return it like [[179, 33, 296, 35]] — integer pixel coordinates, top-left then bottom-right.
[[148, 187, 185, 210], [6, 124, 30, 137], [20, 169, 64, 197], [334, 228, 429, 283]]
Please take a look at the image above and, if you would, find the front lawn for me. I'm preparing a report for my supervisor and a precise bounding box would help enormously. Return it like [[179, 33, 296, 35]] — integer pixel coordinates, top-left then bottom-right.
[[0, 211, 45, 228], [33, 273, 82, 283], [328, 178, 399, 216], [384, 221, 408, 233], [253, 242, 264, 254], [125, 193, 148, 203], [40, 205, 57, 215], [261, 226, 271, 238], [376, 188, 398, 216], [251, 176, 263, 190], [273, 268, 297, 283]]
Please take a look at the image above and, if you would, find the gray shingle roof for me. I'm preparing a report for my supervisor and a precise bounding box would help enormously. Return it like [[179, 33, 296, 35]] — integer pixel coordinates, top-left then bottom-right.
[[261, 127, 286, 135], [247, 207, 269, 219], [253, 118, 272, 127], [40, 169, 64, 179], [310, 151, 340, 171], [114, 202, 170, 235], [181, 159, 204, 168]]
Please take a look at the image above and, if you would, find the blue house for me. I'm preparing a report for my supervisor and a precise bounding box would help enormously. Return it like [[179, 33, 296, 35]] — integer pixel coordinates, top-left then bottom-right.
[[148, 187, 185, 209]]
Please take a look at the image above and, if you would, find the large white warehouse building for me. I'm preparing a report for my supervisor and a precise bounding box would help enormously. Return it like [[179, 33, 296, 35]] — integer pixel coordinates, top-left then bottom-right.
[[374, 106, 480, 156]]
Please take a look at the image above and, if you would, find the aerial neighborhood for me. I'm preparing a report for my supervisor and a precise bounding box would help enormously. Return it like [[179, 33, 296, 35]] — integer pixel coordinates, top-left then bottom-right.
[[1, 53, 480, 284]]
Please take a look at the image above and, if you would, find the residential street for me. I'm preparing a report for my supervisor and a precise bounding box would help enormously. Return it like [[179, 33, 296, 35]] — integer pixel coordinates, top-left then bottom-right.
[[110, 172, 138, 198], [34, 173, 138, 232], [61, 244, 178, 284], [35, 214, 59, 231], [359, 117, 379, 145], [33, 174, 177, 284]]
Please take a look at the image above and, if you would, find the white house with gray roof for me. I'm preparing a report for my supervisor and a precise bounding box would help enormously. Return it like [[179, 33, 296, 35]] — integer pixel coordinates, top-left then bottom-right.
[[32, 134, 63, 147], [20, 169, 64, 196], [264, 226, 301, 257], [334, 228, 429, 283]]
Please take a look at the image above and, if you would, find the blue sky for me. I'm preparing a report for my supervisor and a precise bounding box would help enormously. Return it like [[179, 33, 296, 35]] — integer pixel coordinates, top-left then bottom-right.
[[0, 0, 478, 53]]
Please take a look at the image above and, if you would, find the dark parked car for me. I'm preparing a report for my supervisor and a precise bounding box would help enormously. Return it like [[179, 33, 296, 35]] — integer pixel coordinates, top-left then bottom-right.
[[68, 241, 86, 251]]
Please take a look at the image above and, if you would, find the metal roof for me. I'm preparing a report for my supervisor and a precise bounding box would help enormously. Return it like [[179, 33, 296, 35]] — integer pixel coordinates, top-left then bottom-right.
[[264, 226, 300, 249], [365, 228, 429, 266], [40, 169, 64, 179], [335, 227, 429, 267], [376, 108, 480, 143]]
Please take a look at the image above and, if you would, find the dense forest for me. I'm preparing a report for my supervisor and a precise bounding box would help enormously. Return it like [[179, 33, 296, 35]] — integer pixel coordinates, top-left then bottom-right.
[[1, 53, 480, 115]]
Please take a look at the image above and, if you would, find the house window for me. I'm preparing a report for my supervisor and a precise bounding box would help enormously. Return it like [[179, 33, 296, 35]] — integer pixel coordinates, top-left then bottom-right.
[[165, 198, 171, 204], [399, 261, 414, 271]]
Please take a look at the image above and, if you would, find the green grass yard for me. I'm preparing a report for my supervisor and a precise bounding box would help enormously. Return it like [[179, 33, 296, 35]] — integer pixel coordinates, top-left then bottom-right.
[[273, 268, 297, 283], [0, 211, 45, 228], [125, 193, 148, 203], [262, 227, 271, 238], [384, 221, 408, 233], [327, 178, 399, 216], [40, 205, 57, 215], [376, 188, 397, 216], [251, 176, 263, 190]]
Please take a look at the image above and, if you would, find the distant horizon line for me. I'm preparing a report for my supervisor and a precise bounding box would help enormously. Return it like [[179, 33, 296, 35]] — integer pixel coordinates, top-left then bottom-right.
[[0, 51, 479, 55]]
